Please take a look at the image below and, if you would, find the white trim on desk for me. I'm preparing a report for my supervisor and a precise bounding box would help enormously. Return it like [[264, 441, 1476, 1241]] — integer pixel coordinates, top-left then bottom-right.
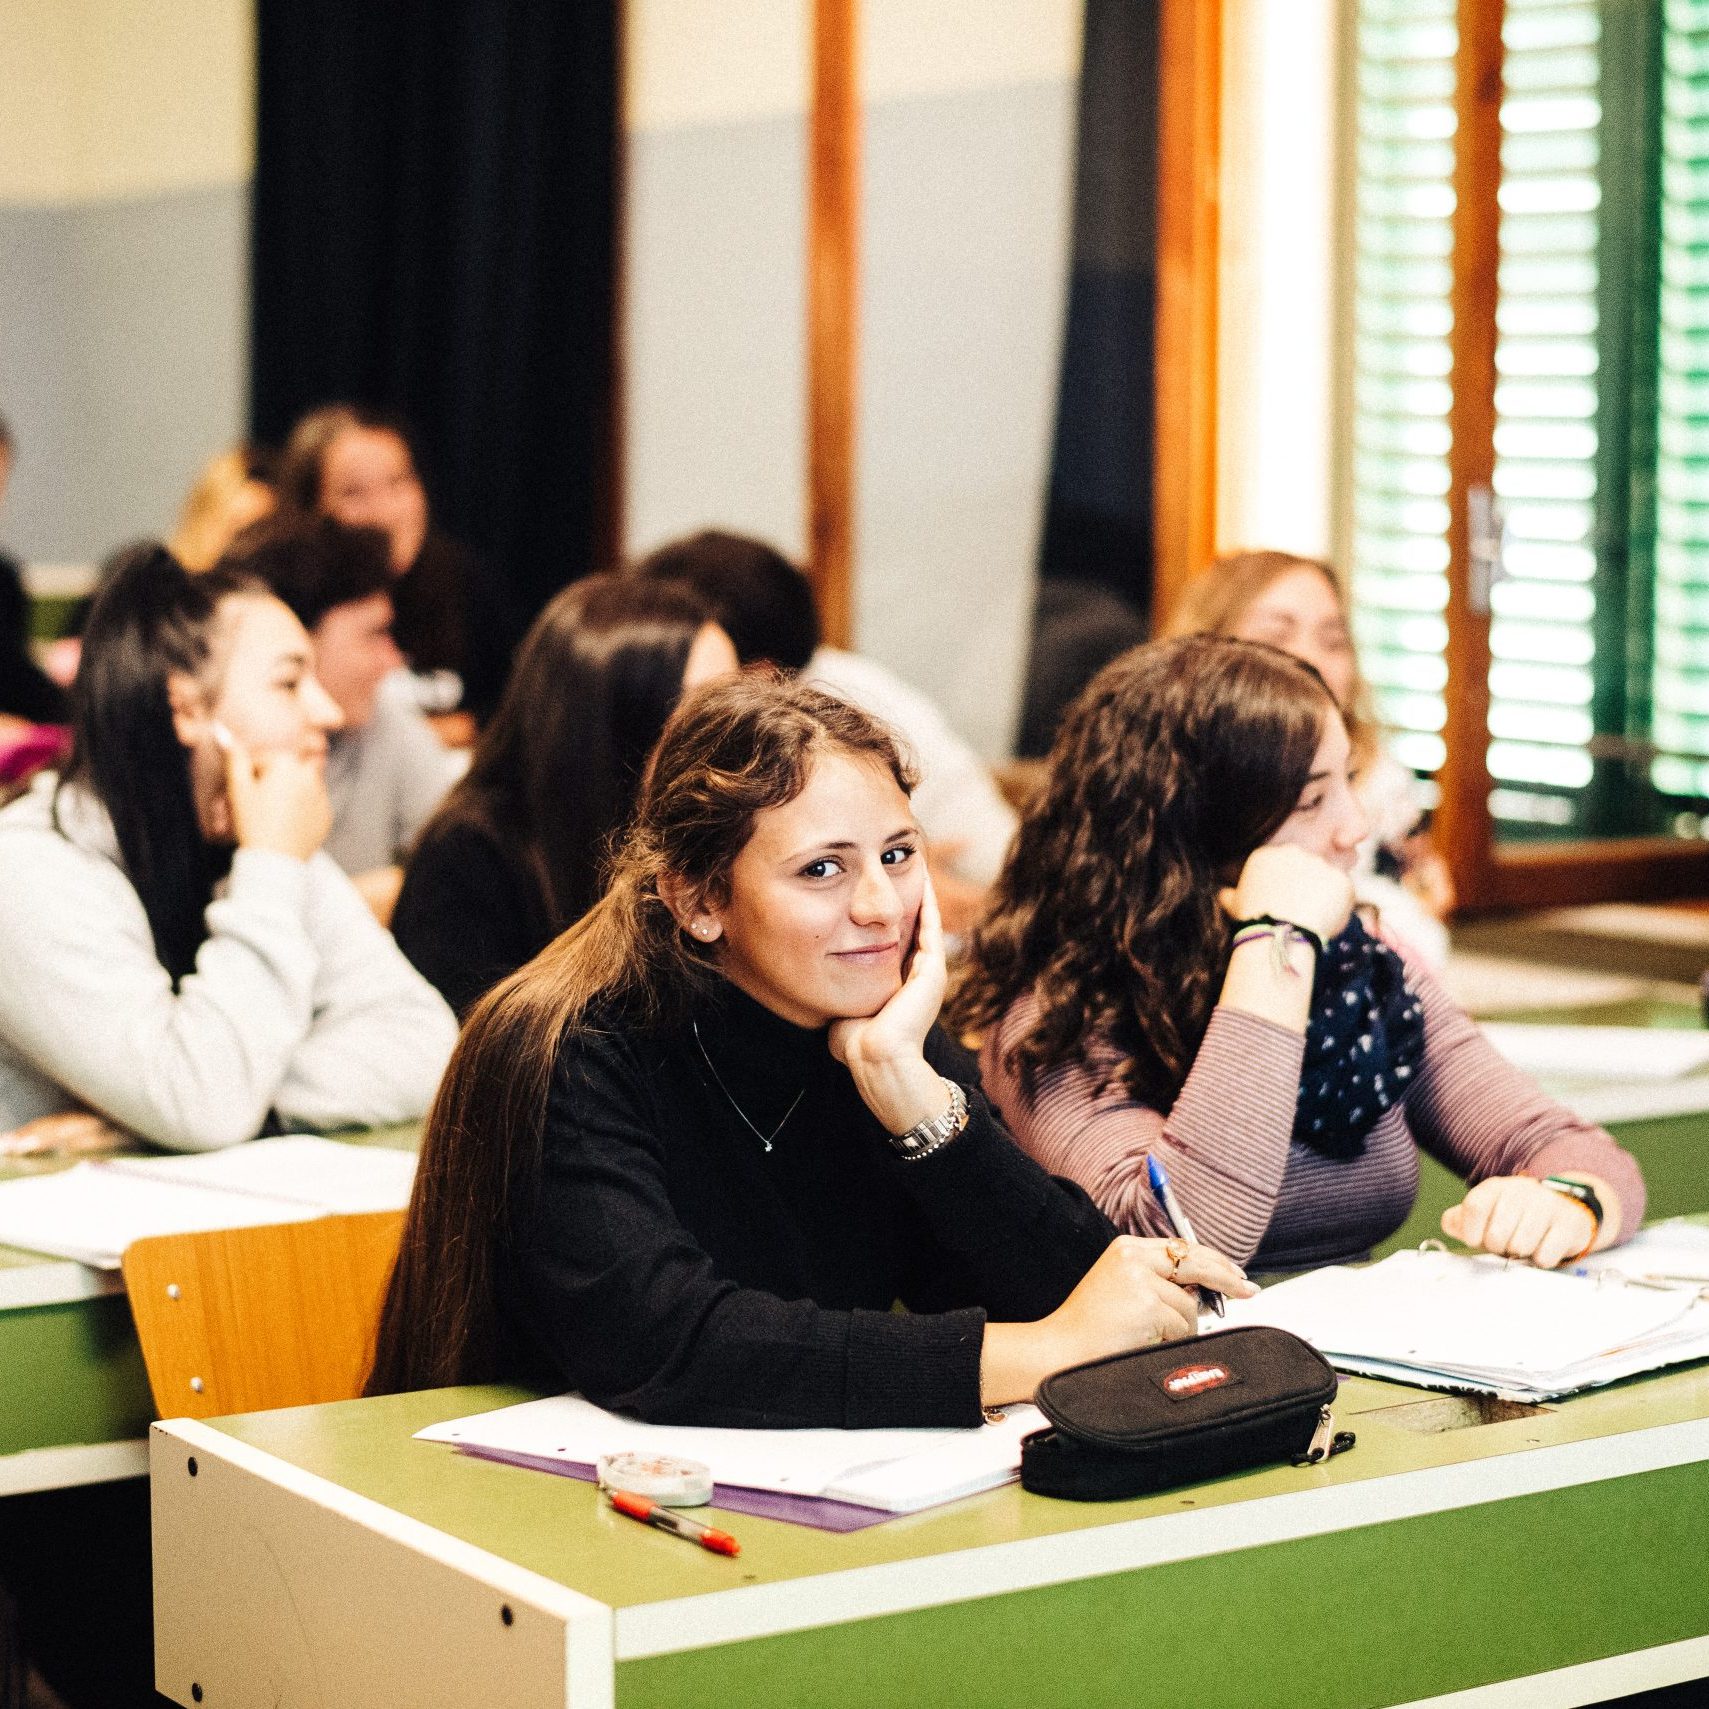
[[1394, 1634, 1709, 1706], [614, 1414, 1709, 1659], [0, 1255, 121, 1312], [0, 1438, 147, 1497]]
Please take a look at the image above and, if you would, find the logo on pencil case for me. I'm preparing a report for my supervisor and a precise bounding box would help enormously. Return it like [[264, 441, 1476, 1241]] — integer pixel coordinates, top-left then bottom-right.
[[1160, 1362, 1233, 1399]]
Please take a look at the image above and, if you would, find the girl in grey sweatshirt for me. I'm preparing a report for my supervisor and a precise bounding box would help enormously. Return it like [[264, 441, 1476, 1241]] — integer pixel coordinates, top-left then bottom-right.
[[0, 546, 456, 1152]]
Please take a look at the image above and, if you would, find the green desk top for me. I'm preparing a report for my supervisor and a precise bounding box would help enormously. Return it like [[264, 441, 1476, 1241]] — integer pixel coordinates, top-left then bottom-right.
[[201, 1347, 1709, 1614]]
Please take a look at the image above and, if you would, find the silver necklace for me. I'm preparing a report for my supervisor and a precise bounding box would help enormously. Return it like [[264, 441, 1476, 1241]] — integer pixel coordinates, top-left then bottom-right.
[[691, 1019, 805, 1153]]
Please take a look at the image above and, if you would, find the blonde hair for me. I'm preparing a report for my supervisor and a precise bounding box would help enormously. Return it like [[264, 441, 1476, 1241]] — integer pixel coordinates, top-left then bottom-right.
[[1164, 549, 1377, 765], [170, 449, 278, 571]]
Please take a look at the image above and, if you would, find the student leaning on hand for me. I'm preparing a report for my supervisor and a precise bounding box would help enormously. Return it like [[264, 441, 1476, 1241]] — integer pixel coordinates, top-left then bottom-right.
[[369, 674, 1254, 1424], [0, 544, 456, 1155], [955, 636, 1643, 1275]]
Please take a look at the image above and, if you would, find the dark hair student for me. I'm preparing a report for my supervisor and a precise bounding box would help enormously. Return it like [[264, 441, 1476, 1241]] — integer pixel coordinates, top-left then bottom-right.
[[0, 545, 455, 1153], [391, 572, 738, 1015], [60, 547, 270, 982], [225, 513, 394, 633], [369, 674, 1251, 1422], [954, 636, 1646, 1275], [631, 529, 822, 671]]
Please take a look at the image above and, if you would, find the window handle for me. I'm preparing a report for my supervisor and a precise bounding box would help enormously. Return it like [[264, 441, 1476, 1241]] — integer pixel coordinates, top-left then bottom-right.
[[1467, 483, 1506, 617]]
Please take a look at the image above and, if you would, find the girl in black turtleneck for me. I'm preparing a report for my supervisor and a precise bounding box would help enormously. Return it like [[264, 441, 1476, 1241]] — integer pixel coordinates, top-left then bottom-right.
[[370, 675, 1251, 1427]]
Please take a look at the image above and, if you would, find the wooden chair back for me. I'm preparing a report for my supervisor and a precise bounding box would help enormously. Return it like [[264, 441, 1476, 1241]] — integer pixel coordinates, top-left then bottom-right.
[[121, 1210, 405, 1419]]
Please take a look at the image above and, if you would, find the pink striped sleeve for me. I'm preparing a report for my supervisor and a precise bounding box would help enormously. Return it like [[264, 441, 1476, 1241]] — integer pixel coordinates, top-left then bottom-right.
[[1391, 944, 1647, 1243], [979, 998, 1305, 1264]]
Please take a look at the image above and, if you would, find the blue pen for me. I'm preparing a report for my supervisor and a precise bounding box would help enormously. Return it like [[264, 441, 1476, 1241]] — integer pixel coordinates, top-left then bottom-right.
[[1146, 1154, 1224, 1318]]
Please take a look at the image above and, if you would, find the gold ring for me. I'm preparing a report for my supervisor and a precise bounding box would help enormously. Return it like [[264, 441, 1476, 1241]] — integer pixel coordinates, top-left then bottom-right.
[[1164, 1237, 1190, 1279]]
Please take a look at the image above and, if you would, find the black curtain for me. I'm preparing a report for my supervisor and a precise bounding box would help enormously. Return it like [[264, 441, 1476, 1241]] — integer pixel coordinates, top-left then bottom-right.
[[1036, 0, 1159, 614], [250, 2, 619, 620], [1016, 0, 1159, 757]]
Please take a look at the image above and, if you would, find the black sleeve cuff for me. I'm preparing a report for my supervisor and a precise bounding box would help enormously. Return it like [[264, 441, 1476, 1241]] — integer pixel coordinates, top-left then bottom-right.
[[844, 1306, 987, 1428]]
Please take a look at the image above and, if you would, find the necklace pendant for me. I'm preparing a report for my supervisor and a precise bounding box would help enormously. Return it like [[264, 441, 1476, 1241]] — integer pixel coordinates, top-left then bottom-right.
[[692, 1019, 804, 1155]]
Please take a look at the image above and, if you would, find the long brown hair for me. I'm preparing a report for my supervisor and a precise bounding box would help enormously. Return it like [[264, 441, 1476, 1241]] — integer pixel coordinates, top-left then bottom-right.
[[426, 571, 716, 932], [950, 636, 1333, 1110], [1165, 549, 1376, 765], [368, 673, 916, 1394]]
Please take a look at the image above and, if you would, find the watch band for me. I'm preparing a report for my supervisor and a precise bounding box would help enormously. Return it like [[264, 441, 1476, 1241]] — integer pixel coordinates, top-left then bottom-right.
[[890, 1077, 969, 1162], [1542, 1174, 1604, 1253]]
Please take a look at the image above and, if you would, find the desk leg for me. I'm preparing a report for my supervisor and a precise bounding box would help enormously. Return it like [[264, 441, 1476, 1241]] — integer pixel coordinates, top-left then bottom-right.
[[150, 1420, 614, 1709]]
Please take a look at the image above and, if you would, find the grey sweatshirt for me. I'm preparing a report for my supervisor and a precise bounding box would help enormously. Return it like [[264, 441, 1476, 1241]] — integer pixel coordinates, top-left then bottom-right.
[[0, 772, 459, 1150]]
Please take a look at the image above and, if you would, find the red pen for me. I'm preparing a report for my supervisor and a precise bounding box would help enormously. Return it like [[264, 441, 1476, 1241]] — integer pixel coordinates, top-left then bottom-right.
[[607, 1489, 741, 1556]]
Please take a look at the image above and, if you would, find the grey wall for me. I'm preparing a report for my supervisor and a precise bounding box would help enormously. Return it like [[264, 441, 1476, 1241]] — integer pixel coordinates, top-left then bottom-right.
[[623, 112, 808, 562], [625, 77, 1075, 760], [858, 79, 1075, 759], [0, 184, 250, 565]]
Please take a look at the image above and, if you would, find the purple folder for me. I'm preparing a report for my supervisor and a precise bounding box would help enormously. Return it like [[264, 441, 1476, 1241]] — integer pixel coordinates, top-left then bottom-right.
[[457, 1443, 896, 1532]]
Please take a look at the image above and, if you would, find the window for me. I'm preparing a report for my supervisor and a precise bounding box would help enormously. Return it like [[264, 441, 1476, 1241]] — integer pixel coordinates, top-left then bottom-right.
[[1346, 0, 1709, 893]]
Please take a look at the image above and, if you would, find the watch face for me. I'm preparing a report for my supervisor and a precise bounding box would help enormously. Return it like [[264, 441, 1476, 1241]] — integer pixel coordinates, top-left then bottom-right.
[[1545, 1177, 1602, 1221]]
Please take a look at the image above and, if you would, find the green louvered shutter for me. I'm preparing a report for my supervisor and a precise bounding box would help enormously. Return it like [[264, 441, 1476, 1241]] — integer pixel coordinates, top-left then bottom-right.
[[1651, 0, 1709, 813], [1486, 0, 1606, 833], [1347, 0, 1685, 844], [1348, 0, 1457, 785]]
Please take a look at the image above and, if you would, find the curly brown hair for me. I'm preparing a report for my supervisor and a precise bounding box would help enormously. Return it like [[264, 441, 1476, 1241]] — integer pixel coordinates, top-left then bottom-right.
[[951, 635, 1334, 1110]]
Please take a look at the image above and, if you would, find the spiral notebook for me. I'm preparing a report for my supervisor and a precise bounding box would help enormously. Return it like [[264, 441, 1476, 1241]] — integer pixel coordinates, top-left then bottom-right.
[[1218, 1245, 1709, 1402]]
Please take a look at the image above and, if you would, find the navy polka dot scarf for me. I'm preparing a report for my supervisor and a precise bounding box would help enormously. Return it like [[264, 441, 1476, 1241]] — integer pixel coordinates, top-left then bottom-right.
[[1293, 914, 1425, 1160]]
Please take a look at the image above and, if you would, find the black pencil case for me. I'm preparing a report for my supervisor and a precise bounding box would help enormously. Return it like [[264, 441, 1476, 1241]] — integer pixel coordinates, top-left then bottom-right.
[[1020, 1325, 1353, 1502]]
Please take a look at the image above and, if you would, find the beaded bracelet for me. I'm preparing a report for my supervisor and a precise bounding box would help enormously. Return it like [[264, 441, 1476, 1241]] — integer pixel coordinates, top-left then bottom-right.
[[1229, 915, 1325, 977]]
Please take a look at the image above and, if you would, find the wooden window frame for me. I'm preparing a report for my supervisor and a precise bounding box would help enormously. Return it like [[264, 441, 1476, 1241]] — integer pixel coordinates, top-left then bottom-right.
[[1442, 0, 1709, 910]]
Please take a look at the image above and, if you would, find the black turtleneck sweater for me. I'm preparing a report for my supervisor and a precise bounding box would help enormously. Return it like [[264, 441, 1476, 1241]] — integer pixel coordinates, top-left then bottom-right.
[[496, 982, 1116, 1429]]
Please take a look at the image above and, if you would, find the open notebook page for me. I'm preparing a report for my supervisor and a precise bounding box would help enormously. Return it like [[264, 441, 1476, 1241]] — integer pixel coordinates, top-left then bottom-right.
[[1219, 1248, 1696, 1382]]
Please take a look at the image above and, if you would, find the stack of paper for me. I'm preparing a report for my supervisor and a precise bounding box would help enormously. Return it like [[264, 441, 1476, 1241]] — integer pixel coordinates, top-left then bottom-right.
[[417, 1392, 1042, 1522], [0, 1136, 416, 1269], [1479, 1022, 1709, 1124], [1220, 1246, 1709, 1401], [1478, 1023, 1709, 1081]]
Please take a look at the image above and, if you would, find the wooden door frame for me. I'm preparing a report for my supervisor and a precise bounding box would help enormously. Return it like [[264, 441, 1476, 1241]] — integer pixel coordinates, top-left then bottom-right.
[[1152, 0, 1224, 626], [807, 0, 859, 650]]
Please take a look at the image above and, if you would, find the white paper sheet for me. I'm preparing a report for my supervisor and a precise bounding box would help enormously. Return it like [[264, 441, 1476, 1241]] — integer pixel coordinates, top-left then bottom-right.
[[416, 1392, 1043, 1513], [1218, 1247, 1709, 1400], [1479, 1022, 1709, 1082], [0, 1136, 415, 1269]]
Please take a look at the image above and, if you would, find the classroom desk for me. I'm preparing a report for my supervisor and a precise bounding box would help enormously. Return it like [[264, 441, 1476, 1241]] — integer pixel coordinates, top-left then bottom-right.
[[153, 1348, 1709, 1709], [0, 1090, 1702, 1497], [0, 1124, 419, 1497]]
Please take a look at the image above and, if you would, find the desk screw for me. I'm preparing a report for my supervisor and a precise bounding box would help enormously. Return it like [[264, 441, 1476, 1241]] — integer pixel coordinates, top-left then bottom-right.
[[501, 1605, 514, 1627], [187, 1457, 198, 1477], [190, 1377, 205, 1393], [166, 1284, 181, 1300], [191, 1685, 203, 1703]]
